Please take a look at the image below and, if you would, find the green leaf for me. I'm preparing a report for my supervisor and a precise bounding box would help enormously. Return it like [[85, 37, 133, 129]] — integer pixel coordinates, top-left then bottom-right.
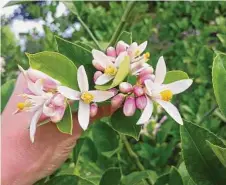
[[55, 36, 93, 67], [178, 162, 196, 185], [127, 75, 137, 86], [212, 53, 226, 117], [56, 104, 73, 135], [180, 121, 226, 185], [99, 168, 121, 185], [164, 70, 189, 84], [121, 171, 157, 185], [207, 140, 226, 168], [92, 121, 119, 158], [116, 31, 132, 45], [154, 174, 169, 185], [95, 56, 130, 90], [217, 34, 226, 47], [28, 51, 78, 90], [1, 79, 15, 113], [110, 108, 141, 140]]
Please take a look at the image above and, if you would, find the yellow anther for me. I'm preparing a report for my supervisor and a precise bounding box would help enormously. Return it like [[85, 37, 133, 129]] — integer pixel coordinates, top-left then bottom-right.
[[81, 92, 94, 104], [135, 50, 141, 56], [160, 90, 173, 101], [144, 52, 150, 60], [17, 102, 26, 110], [104, 65, 117, 76]]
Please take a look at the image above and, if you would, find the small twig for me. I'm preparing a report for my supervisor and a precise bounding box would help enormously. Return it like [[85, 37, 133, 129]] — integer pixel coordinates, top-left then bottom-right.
[[199, 104, 218, 124], [121, 135, 152, 185], [108, 1, 136, 47]]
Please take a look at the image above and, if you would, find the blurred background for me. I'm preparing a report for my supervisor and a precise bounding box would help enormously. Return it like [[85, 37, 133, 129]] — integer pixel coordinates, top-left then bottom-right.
[[1, 1, 226, 182]]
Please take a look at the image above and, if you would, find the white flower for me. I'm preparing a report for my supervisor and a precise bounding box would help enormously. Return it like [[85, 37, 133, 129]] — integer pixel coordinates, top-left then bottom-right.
[[137, 56, 193, 125], [92, 49, 128, 85], [58, 65, 114, 130]]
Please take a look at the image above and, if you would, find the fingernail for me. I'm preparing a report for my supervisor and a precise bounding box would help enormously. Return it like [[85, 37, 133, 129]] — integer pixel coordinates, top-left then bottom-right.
[[93, 71, 103, 82], [123, 96, 136, 116], [106, 46, 116, 57], [133, 85, 144, 97], [136, 95, 147, 110], [119, 82, 133, 93], [90, 103, 98, 117], [111, 93, 125, 109]]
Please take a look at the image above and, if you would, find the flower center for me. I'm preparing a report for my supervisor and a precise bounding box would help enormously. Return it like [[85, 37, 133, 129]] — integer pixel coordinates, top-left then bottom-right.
[[144, 52, 150, 60], [160, 90, 173, 101], [104, 65, 117, 76], [17, 102, 31, 110], [81, 92, 94, 104], [135, 50, 141, 56]]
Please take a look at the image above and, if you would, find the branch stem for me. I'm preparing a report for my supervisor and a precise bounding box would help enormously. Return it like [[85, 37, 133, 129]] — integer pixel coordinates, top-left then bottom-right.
[[199, 104, 218, 124]]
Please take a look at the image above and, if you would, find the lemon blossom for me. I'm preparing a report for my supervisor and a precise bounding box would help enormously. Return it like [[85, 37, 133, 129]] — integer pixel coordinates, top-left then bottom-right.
[[137, 56, 193, 125], [92, 49, 128, 85], [57, 65, 114, 130]]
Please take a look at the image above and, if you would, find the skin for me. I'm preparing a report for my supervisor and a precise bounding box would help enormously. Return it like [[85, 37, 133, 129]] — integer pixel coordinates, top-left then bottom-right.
[[1, 74, 112, 185]]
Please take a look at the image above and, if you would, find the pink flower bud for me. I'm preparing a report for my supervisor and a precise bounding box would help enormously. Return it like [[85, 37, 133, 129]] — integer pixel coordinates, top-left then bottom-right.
[[52, 94, 65, 106], [119, 82, 133, 93], [111, 93, 125, 109], [136, 95, 147, 110], [93, 71, 103, 82], [106, 46, 116, 58], [123, 96, 136, 116], [139, 66, 154, 77], [51, 106, 66, 123], [92, 60, 104, 71], [108, 88, 118, 96], [138, 74, 153, 84], [116, 41, 127, 55], [133, 85, 144, 97], [90, 103, 98, 117]]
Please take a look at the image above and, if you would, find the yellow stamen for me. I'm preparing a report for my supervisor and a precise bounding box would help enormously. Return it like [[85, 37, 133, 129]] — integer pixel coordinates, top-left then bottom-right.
[[17, 102, 26, 110], [160, 90, 173, 101], [81, 92, 94, 104], [135, 50, 141, 56], [144, 52, 150, 60], [104, 65, 117, 76]]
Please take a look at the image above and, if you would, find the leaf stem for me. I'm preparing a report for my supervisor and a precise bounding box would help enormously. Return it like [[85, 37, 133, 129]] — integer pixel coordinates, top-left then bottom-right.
[[121, 135, 153, 185], [108, 1, 136, 47], [199, 104, 218, 124]]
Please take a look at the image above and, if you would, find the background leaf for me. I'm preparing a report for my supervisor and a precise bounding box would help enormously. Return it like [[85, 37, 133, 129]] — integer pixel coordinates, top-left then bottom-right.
[[99, 168, 121, 185], [116, 31, 132, 45], [178, 162, 196, 185], [164, 70, 189, 84]]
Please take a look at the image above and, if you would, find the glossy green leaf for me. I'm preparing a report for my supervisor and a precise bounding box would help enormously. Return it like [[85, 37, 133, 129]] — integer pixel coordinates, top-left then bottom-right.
[[28, 51, 78, 90], [110, 108, 141, 140], [1, 79, 15, 113], [217, 34, 226, 47], [207, 140, 226, 167], [56, 104, 73, 135], [212, 53, 226, 117], [95, 56, 130, 90], [116, 31, 132, 45], [180, 121, 226, 185], [99, 168, 121, 185], [122, 171, 157, 185], [55, 36, 93, 67], [164, 70, 189, 84], [178, 162, 196, 185], [92, 121, 119, 158]]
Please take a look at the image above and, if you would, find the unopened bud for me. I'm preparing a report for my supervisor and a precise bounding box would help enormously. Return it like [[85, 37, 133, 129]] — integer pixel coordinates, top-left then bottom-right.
[[52, 94, 65, 106], [93, 71, 103, 82], [90, 103, 98, 117], [111, 93, 125, 109], [92, 60, 104, 71], [133, 85, 144, 97], [119, 82, 133, 93], [139, 66, 154, 77], [106, 46, 116, 58], [136, 95, 147, 110], [138, 74, 153, 84], [116, 41, 127, 55], [123, 96, 136, 116]]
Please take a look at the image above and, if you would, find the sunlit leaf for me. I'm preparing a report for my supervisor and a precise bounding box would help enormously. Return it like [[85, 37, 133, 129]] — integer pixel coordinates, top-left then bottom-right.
[[164, 70, 189, 84]]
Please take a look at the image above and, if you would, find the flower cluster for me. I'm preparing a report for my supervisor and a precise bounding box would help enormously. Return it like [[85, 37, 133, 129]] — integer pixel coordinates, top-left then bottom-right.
[[15, 40, 192, 142]]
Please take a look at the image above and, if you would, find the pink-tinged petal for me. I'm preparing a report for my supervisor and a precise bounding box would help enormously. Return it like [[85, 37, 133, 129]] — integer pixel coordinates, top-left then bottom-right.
[[116, 41, 128, 55], [123, 96, 136, 116], [139, 66, 154, 77], [23, 88, 34, 95], [135, 95, 147, 110], [137, 98, 153, 125], [78, 100, 90, 130], [27, 79, 44, 96], [95, 74, 114, 85], [92, 60, 105, 71], [90, 103, 98, 117], [93, 71, 103, 83], [108, 88, 118, 96], [89, 90, 114, 102], [154, 56, 166, 84], [132, 62, 149, 75], [138, 41, 148, 54], [43, 103, 55, 117], [144, 79, 155, 96], [92, 49, 112, 68], [57, 86, 81, 100], [114, 51, 128, 67], [133, 85, 144, 97], [30, 108, 42, 143], [163, 79, 193, 95], [119, 82, 133, 93], [155, 99, 183, 125], [138, 74, 153, 85], [51, 93, 65, 106], [106, 46, 116, 57], [127, 42, 138, 57], [77, 65, 89, 92], [111, 93, 125, 109], [50, 106, 66, 123]]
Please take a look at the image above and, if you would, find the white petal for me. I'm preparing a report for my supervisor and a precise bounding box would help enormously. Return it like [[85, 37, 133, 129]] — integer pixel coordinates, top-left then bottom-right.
[[114, 51, 128, 67], [138, 41, 148, 54], [144, 79, 155, 96], [77, 65, 89, 92], [27, 79, 44, 96], [92, 49, 112, 68], [30, 108, 42, 143], [163, 79, 193, 95], [95, 74, 114, 85], [154, 56, 166, 84], [78, 100, 90, 130], [137, 98, 153, 125], [131, 62, 149, 75], [43, 103, 55, 117], [155, 99, 183, 125], [89, 90, 114, 102], [128, 42, 138, 54], [57, 86, 81, 100]]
